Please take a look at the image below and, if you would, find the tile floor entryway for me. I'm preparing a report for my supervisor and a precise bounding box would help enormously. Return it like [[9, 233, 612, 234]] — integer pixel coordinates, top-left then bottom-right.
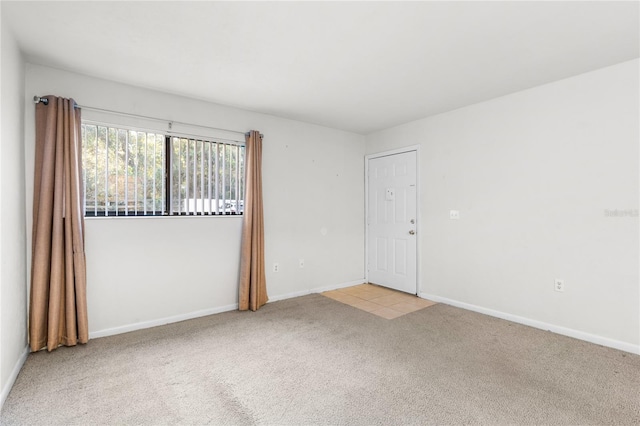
[[322, 283, 436, 319]]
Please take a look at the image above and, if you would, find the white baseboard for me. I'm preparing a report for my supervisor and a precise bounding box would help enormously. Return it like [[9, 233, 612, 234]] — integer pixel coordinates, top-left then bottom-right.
[[268, 289, 314, 303], [268, 279, 366, 303], [312, 279, 367, 294], [0, 345, 29, 410], [420, 292, 640, 356], [90, 279, 366, 339], [89, 303, 238, 339]]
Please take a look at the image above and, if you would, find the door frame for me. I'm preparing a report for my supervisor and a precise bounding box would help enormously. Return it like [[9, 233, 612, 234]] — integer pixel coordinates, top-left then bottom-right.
[[365, 145, 420, 295]]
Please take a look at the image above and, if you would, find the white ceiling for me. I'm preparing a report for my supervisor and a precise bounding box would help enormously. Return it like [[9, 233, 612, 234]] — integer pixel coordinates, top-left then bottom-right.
[[3, 1, 639, 134]]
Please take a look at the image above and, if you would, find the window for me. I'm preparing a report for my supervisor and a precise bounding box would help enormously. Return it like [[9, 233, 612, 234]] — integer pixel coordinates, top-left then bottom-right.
[[81, 122, 245, 217]]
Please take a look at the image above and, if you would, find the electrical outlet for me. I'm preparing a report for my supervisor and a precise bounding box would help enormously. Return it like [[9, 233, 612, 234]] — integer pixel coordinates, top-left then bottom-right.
[[273, 263, 279, 273], [450, 210, 460, 220], [299, 259, 304, 268], [554, 278, 564, 292]]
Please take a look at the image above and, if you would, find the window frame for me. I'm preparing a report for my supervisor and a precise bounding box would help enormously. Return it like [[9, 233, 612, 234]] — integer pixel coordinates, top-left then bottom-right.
[[81, 120, 246, 218]]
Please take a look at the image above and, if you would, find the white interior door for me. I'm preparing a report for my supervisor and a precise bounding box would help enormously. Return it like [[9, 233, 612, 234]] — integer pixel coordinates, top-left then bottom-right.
[[367, 150, 417, 294]]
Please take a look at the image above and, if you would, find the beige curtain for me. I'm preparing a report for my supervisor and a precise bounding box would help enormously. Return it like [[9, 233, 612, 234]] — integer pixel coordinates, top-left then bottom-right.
[[239, 130, 268, 311], [30, 96, 88, 352]]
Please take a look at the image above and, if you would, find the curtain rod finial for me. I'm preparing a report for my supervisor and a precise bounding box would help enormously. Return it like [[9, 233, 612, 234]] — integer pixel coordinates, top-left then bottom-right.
[[34, 96, 49, 105]]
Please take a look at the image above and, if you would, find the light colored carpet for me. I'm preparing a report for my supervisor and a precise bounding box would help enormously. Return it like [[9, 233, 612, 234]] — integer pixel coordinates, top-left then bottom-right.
[[1, 294, 639, 425]]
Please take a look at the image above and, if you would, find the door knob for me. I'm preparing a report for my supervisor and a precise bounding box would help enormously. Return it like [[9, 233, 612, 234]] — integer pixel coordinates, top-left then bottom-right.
[[409, 230, 415, 235]]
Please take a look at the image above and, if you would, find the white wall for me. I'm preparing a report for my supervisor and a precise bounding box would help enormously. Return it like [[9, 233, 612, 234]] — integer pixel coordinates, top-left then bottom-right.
[[25, 64, 366, 336], [0, 14, 28, 407], [367, 59, 639, 353]]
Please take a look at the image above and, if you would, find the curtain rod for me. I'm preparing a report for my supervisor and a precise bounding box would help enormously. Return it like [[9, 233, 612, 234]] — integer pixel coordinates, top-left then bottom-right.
[[33, 96, 263, 138]]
